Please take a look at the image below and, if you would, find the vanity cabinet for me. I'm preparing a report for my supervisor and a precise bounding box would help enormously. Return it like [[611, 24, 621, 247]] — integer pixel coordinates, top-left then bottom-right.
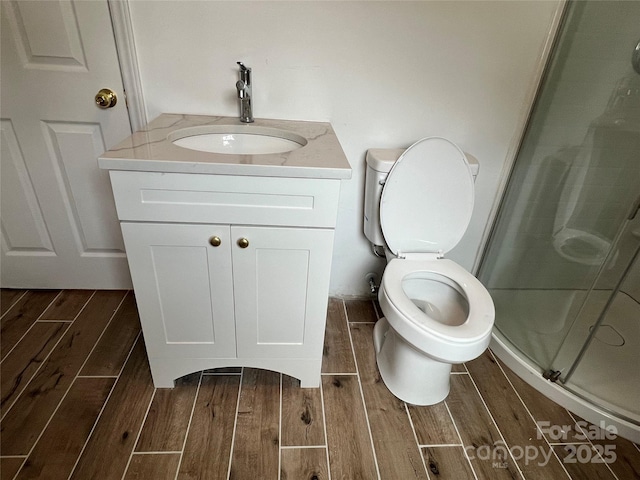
[[108, 169, 341, 387], [99, 114, 351, 388]]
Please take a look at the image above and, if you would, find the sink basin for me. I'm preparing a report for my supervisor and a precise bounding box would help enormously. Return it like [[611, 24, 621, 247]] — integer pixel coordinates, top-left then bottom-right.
[[168, 125, 307, 155]]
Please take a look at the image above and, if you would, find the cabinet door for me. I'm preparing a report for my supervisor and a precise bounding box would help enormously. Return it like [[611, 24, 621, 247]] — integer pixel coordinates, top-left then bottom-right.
[[120, 223, 236, 359], [231, 226, 334, 358]]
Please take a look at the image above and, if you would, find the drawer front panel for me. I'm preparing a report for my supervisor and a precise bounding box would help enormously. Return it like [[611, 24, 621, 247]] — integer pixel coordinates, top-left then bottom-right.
[[110, 171, 341, 227]]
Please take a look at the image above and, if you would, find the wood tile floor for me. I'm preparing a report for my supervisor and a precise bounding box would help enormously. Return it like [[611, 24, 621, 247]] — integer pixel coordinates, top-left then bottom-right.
[[1, 289, 639, 480]]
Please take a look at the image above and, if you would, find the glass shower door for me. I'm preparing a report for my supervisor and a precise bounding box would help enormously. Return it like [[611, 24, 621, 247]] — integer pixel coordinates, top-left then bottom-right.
[[552, 206, 640, 422], [477, 0, 640, 421]]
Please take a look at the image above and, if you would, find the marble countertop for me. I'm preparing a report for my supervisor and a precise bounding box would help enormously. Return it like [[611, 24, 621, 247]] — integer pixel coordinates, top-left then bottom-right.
[[99, 114, 352, 179]]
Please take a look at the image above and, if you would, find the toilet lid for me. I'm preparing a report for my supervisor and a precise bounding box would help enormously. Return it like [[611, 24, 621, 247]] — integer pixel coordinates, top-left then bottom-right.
[[380, 137, 474, 256]]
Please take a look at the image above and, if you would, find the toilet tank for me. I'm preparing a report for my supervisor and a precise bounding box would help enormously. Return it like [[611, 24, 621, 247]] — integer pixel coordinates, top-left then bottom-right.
[[364, 149, 404, 246], [364, 147, 479, 247]]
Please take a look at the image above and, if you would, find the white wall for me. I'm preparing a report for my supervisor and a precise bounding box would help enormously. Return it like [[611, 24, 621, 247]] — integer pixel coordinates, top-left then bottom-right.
[[128, 0, 560, 297]]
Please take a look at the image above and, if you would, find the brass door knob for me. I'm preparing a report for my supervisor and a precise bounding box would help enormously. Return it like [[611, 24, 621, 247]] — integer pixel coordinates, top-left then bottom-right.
[[95, 88, 117, 109], [237, 237, 249, 248], [209, 236, 221, 247]]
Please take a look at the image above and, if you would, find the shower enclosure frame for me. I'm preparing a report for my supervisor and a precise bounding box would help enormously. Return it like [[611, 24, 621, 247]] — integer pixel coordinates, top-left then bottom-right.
[[478, 0, 640, 443]]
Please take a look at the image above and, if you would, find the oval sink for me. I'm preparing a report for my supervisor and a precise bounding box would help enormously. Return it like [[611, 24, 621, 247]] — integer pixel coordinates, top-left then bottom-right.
[[168, 125, 307, 155]]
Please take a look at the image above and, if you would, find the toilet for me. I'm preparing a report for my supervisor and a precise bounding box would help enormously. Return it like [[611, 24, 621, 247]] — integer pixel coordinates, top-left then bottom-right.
[[364, 137, 495, 405]]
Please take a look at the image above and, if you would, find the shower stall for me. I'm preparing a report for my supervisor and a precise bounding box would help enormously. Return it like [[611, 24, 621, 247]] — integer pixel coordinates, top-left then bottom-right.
[[478, 1, 640, 442]]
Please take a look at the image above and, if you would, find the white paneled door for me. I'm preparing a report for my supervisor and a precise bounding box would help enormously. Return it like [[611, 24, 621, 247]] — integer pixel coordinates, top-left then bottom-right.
[[1, 0, 133, 288]]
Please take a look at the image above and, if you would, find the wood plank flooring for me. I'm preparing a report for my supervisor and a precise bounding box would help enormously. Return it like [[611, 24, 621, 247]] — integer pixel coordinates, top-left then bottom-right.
[[2, 292, 640, 479]]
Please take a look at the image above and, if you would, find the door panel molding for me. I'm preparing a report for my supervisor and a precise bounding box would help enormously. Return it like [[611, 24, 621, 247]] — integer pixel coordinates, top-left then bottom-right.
[[0, 120, 55, 254], [41, 121, 125, 255], [3, 0, 88, 71]]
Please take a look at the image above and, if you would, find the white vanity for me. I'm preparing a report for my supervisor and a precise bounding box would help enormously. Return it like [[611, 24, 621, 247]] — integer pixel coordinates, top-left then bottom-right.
[[99, 114, 351, 388]]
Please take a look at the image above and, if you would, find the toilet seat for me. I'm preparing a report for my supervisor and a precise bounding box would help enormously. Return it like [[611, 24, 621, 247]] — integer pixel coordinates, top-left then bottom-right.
[[380, 137, 474, 257], [379, 257, 495, 363]]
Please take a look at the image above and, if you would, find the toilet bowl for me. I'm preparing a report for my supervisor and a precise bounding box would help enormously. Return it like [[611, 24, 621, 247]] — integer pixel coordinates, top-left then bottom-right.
[[364, 137, 495, 405], [374, 258, 494, 404]]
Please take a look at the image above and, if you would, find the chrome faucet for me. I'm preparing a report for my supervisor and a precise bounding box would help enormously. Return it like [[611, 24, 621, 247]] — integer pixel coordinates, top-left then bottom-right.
[[236, 62, 253, 123]]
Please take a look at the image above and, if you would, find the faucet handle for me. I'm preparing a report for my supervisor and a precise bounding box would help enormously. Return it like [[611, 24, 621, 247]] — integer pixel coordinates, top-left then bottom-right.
[[236, 61, 251, 85]]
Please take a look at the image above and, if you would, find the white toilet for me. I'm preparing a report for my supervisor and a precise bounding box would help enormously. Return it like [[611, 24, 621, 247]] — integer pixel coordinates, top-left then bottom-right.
[[364, 137, 495, 405]]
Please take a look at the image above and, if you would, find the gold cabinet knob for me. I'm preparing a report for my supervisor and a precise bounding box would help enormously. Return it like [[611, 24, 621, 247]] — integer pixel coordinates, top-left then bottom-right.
[[209, 236, 221, 247], [95, 88, 117, 109], [237, 237, 249, 248]]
